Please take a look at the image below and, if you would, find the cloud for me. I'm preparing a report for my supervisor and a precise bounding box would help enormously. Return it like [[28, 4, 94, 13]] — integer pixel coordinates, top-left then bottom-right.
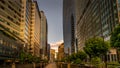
[[50, 40, 63, 52], [50, 40, 63, 47], [51, 47, 58, 52]]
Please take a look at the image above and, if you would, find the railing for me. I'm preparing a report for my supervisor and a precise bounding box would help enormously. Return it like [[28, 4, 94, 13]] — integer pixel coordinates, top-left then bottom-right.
[[56, 62, 96, 68], [0, 62, 48, 68]]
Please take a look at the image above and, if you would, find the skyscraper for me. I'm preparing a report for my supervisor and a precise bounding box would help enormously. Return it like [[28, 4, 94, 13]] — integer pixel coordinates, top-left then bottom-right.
[[63, 0, 76, 56], [63, 0, 120, 62], [0, 0, 42, 61], [0, 0, 24, 61], [21, 0, 32, 53], [47, 44, 50, 60], [76, 0, 119, 50], [40, 11, 48, 59], [30, 1, 41, 57]]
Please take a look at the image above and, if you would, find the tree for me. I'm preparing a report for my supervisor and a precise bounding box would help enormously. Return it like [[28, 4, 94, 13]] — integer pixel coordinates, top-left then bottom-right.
[[84, 37, 110, 58], [73, 58, 82, 64], [76, 51, 87, 61], [70, 53, 77, 62], [26, 54, 34, 63], [110, 24, 120, 48], [19, 51, 27, 64], [34, 57, 41, 63], [64, 51, 87, 64], [91, 57, 102, 67], [110, 24, 120, 61]]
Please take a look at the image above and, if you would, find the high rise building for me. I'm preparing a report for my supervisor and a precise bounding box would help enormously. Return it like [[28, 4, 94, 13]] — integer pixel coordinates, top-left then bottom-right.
[[21, 0, 32, 52], [63, 0, 120, 51], [117, 0, 120, 22], [40, 11, 48, 59], [0, 0, 42, 60], [76, 0, 119, 50], [0, 0, 24, 61], [47, 44, 50, 60], [63, 0, 76, 56], [63, 0, 120, 62], [0, 0, 22, 40], [21, 0, 41, 57], [30, 1, 41, 57]]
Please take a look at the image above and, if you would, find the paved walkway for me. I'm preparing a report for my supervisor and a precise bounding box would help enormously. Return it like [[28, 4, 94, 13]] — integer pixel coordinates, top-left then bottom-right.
[[45, 62, 57, 68]]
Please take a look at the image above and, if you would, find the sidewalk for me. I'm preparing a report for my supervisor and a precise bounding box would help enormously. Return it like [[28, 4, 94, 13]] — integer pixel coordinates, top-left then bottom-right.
[[45, 62, 57, 68]]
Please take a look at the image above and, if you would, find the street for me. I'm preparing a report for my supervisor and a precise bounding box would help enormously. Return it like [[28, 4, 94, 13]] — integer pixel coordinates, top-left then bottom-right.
[[45, 62, 57, 68]]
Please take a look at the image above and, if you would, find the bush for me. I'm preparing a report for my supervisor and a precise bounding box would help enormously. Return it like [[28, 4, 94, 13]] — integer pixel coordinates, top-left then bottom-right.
[[73, 58, 82, 64], [91, 57, 102, 67]]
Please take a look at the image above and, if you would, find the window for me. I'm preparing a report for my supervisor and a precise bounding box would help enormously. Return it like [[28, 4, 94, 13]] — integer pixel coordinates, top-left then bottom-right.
[[7, 16, 13, 21], [0, 0, 5, 4], [0, 39, 3, 44], [1, 6, 5, 10]]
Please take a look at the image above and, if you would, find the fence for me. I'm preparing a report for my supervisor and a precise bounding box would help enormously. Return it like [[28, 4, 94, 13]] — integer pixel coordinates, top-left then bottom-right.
[[56, 62, 96, 68], [0, 63, 48, 68]]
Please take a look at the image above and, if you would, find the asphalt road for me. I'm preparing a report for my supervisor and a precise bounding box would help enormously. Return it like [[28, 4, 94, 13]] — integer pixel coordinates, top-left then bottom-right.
[[45, 62, 57, 68]]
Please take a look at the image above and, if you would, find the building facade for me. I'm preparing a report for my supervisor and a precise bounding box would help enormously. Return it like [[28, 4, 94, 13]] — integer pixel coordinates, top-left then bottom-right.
[[30, 1, 41, 57], [117, 0, 120, 22], [40, 11, 48, 59], [0, 0, 22, 40], [21, 0, 32, 52], [58, 43, 64, 61], [63, 0, 76, 56], [76, 0, 119, 51], [0, 0, 42, 60], [64, 0, 120, 61], [0, 0, 24, 61], [47, 44, 50, 60]]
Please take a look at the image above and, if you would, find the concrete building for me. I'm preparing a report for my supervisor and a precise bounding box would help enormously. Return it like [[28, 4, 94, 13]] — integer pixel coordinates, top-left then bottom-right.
[[58, 43, 64, 61], [0, 0, 42, 59], [63, 0, 120, 62], [50, 49, 55, 62], [47, 44, 50, 60], [21, 0, 41, 57], [40, 11, 48, 59], [21, 0, 32, 52], [0, 0, 22, 40], [29, 1, 41, 57], [0, 0, 24, 61], [63, 0, 76, 56], [75, 0, 119, 50], [117, 0, 120, 22]]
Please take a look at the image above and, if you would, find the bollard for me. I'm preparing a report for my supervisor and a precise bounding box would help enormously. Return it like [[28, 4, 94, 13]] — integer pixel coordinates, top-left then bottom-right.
[[12, 63, 15, 68], [60, 63, 62, 68], [33, 63, 35, 68], [67, 63, 70, 68]]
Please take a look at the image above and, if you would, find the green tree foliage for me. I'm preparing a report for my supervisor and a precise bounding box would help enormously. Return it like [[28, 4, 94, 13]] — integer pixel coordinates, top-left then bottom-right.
[[110, 24, 120, 48], [110, 24, 120, 61], [76, 51, 87, 61], [19, 51, 41, 63], [19, 51, 27, 64], [69, 53, 77, 62], [64, 51, 87, 64], [84, 37, 110, 58], [73, 58, 82, 64], [26, 54, 34, 63], [91, 57, 102, 67], [34, 57, 41, 63]]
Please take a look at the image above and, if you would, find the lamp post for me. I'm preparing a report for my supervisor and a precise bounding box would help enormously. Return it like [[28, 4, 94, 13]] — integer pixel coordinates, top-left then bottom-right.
[[102, 36, 107, 68]]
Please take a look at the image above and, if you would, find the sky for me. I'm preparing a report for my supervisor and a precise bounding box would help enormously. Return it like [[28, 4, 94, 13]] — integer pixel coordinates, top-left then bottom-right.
[[37, 0, 63, 47]]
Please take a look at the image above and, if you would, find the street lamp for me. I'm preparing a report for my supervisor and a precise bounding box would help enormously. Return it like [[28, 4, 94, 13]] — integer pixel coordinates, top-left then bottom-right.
[[102, 36, 107, 68]]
